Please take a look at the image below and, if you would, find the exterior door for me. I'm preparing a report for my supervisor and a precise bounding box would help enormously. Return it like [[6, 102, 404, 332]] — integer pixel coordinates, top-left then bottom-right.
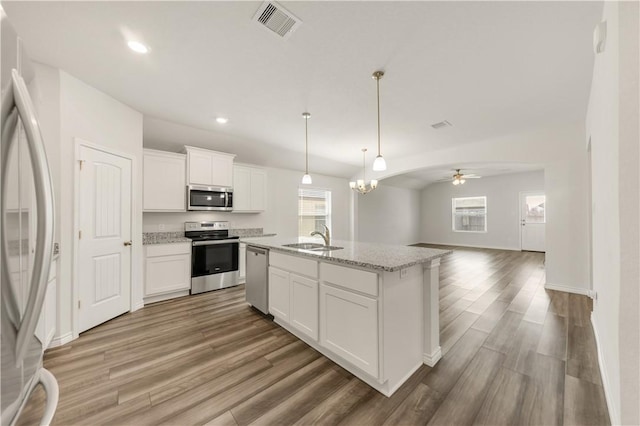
[[78, 145, 132, 332], [520, 191, 546, 252]]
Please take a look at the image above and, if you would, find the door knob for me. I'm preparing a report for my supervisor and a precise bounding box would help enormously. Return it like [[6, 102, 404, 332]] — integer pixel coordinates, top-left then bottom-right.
[[124, 241, 132, 246]]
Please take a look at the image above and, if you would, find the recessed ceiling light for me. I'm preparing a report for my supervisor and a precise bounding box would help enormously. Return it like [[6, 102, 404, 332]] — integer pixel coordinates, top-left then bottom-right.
[[216, 117, 229, 124], [127, 40, 149, 54]]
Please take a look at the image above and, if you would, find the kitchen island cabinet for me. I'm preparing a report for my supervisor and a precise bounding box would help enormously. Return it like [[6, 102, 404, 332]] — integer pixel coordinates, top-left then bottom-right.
[[241, 237, 450, 397]]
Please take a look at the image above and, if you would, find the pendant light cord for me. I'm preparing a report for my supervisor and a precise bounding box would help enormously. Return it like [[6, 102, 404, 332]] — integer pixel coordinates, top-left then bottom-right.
[[376, 76, 381, 157], [305, 116, 309, 174]]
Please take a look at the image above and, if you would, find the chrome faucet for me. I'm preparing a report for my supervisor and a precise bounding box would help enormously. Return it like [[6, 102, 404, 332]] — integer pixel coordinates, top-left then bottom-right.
[[310, 224, 331, 246]]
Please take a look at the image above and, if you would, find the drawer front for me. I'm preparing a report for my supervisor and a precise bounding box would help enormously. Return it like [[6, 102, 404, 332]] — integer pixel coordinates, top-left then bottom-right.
[[146, 243, 192, 257], [320, 263, 378, 297], [270, 252, 318, 279]]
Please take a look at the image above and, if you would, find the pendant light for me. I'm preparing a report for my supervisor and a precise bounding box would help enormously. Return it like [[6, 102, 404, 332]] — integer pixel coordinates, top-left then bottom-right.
[[349, 148, 378, 194], [372, 70, 387, 171], [301, 112, 312, 184]]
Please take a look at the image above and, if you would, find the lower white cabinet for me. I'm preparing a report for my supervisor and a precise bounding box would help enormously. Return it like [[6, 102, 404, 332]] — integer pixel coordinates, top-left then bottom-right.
[[290, 274, 319, 340], [319, 283, 379, 377], [268, 266, 290, 322], [239, 243, 247, 283], [145, 243, 191, 297]]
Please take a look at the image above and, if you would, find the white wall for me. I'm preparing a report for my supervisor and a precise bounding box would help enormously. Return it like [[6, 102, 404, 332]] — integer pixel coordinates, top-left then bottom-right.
[[363, 123, 590, 294], [355, 184, 421, 245], [34, 66, 145, 342], [143, 166, 352, 240], [586, 2, 639, 424], [420, 171, 544, 250]]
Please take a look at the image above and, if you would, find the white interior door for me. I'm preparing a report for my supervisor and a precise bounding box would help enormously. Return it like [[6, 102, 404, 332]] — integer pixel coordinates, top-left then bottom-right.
[[520, 191, 546, 252], [78, 145, 132, 332]]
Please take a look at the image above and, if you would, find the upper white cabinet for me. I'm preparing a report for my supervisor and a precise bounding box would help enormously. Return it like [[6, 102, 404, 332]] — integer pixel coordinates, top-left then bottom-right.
[[185, 146, 235, 188], [143, 149, 186, 212], [233, 165, 267, 212]]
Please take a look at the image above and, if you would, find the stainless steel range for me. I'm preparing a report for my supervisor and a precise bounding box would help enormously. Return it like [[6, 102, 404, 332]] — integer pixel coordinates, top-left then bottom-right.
[[185, 221, 239, 294]]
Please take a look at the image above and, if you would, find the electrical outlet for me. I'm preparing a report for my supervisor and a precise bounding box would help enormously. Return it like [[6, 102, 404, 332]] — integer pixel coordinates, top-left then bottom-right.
[[400, 268, 408, 279]]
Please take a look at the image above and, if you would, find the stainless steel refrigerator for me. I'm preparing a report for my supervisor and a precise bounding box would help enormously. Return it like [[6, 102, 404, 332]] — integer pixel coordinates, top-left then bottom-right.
[[1, 7, 58, 425]]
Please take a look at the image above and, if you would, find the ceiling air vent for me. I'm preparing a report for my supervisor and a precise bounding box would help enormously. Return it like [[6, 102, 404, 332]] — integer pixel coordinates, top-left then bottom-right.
[[253, 1, 302, 39], [431, 120, 452, 129]]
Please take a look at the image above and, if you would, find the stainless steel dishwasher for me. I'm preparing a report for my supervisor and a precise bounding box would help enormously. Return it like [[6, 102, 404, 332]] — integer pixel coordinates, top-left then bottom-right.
[[245, 246, 269, 314]]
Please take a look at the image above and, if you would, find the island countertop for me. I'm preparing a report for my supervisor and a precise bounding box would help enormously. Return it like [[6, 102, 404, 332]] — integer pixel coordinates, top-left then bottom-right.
[[240, 236, 451, 272]]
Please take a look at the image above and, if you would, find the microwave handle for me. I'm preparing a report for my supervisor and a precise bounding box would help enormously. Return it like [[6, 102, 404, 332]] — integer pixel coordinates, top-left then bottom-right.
[[226, 192, 233, 209]]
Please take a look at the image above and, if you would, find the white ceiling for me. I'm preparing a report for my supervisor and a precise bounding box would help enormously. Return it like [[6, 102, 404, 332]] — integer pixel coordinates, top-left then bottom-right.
[[3, 1, 602, 180], [381, 162, 544, 189]]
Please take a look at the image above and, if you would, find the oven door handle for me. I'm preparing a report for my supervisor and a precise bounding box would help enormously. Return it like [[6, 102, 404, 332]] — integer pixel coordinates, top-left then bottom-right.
[[193, 240, 239, 246]]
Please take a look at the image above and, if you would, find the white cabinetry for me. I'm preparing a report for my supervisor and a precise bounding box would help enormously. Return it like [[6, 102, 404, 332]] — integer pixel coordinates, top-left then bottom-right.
[[185, 146, 235, 187], [233, 165, 267, 212], [291, 274, 319, 341], [144, 243, 191, 301], [320, 283, 378, 377], [268, 252, 319, 340], [319, 263, 380, 377], [268, 266, 290, 322], [239, 243, 247, 283], [143, 149, 186, 212]]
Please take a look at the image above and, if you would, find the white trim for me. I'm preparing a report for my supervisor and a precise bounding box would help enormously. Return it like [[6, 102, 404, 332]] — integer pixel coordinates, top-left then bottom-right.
[[591, 312, 620, 425], [419, 241, 521, 251], [48, 332, 73, 348], [423, 346, 442, 367], [544, 282, 590, 296], [73, 138, 136, 337], [143, 290, 189, 306]]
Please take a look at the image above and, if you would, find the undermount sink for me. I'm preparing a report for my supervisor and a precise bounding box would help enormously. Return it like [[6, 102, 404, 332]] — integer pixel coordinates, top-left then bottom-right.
[[282, 243, 344, 252], [307, 245, 343, 251], [282, 243, 325, 250]]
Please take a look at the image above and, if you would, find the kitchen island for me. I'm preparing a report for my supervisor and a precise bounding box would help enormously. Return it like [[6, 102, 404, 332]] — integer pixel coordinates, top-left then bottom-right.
[[241, 236, 450, 397]]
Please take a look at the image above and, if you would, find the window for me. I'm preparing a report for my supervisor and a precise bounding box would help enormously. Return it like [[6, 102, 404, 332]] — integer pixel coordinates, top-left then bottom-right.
[[452, 196, 487, 232], [298, 188, 331, 237], [524, 195, 545, 223]]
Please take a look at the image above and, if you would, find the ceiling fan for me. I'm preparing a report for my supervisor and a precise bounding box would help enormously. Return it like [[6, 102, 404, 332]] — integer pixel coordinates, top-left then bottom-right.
[[436, 169, 482, 185]]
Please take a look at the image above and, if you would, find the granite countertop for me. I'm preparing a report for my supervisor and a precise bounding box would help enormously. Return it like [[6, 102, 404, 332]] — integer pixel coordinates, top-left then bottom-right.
[[143, 232, 192, 245], [240, 236, 451, 272]]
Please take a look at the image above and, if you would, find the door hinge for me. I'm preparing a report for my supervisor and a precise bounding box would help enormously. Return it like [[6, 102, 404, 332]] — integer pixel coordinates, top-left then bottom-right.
[[79, 159, 85, 170], [79, 230, 82, 239], [78, 300, 81, 309]]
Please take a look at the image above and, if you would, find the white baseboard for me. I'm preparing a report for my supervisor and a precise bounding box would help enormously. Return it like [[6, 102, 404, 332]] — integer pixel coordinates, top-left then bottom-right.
[[143, 290, 190, 305], [48, 332, 74, 349], [417, 241, 521, 251], [544, 282, 590, 296], [591, 312, 620, 425], [423, 346, 442, 367], [132, 300, 145, 312]]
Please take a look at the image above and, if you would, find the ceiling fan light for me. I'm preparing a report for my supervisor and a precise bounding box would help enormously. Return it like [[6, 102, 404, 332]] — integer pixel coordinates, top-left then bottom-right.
[[452, 179, 460, 185], [372, 155, 387, 171], [302, 174, 312, 185], [460, 179, 466, 184], [349, 181, 356, 189]]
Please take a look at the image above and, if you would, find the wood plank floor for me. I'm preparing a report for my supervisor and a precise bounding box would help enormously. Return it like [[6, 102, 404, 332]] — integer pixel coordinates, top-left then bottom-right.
[[18, 245, 610, 425]]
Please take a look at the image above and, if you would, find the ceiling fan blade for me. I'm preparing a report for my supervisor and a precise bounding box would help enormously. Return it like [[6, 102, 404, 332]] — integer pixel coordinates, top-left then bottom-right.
[[464, 175, 482, 179], [435, 178, 452, 182]]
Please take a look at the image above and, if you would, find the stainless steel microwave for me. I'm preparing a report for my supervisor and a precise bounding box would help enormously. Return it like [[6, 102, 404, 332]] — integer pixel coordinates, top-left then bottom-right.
[[187, 185, 233, 211]]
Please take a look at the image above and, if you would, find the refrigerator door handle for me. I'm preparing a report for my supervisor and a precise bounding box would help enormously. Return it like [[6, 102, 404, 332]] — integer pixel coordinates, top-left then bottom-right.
[[5, 69, 55, 365], [37, 368, 59, 426]]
